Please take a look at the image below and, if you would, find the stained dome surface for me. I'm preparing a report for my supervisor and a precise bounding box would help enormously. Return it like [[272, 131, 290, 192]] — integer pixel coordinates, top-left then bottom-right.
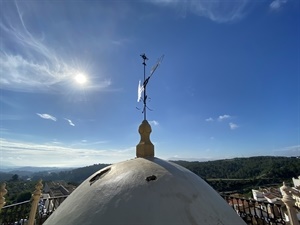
[[44, 157, 245, 225]]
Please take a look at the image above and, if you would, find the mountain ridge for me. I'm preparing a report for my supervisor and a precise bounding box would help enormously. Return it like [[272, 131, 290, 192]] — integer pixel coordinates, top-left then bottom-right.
[[1, 156, 299, 184]]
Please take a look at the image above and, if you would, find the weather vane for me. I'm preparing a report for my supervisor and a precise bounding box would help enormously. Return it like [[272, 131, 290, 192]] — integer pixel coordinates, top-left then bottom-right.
[[137, 53, 164, 120]]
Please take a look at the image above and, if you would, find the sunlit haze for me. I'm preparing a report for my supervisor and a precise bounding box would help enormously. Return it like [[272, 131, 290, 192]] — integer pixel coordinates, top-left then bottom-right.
[[0, 1, 299, 168], [74, 74, 87, 85]]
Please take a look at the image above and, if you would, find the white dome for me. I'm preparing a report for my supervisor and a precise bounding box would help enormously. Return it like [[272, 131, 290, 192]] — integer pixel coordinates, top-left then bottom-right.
[[44, 157, 246, 225]]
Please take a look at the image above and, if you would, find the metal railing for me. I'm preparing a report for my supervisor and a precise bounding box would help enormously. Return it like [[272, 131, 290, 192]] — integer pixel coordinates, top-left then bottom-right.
[[35, 195, 68, 225], [0, 200, 31, 225], [0, 196, 68, 225], [1, 194, 288, 225], [222, 195, 286, 225]]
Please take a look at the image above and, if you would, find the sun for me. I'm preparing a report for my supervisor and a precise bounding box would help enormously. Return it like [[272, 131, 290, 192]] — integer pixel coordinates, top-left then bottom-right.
[[74, 73, 87, 85]]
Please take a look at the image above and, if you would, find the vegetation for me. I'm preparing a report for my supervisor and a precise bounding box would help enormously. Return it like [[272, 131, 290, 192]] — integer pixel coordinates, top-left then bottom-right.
[[3, 179, 37, 205], [172, 156, 300, 192], [30, 163, 110, 183], [0, 172, 14, 182], [172, 156, 300, 179], [1, 156, 299, 203], [1, 164, 110, 205]]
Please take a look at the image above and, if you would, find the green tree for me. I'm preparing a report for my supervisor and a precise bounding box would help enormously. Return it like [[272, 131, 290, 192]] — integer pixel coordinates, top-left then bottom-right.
[[11, 174, 19, 181], [16, 191, 32, 202]]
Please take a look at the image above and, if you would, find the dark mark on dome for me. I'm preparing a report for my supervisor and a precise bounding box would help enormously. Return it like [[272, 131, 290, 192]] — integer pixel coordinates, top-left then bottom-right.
[[89, 168, 111, 186], [146, 175, 157, 182]]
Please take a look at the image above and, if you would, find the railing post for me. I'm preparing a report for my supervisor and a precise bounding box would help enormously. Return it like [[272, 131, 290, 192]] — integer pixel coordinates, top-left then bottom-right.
[[0, 183, 8, 210], [280, 182, 300, 225], [28, 180, 43, 225]]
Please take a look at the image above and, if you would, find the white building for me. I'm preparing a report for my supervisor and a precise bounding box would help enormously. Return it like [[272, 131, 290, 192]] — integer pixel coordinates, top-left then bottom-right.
[[293, 176, 300, 188], [252, 189, 266, 201], [252, 187, 282, 203], [292, 176, 300, 209]]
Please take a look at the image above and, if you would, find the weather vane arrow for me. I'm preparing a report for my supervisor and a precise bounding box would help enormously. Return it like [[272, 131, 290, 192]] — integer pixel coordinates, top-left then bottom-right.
[[137, 53, 164, 121]]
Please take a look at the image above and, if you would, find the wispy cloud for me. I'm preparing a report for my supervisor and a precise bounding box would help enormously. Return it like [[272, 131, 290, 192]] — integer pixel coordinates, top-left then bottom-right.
[[0, 138, 135, 167], [0, 2, 111, 93], [218, 114, 231, 121], [111, 38, 132, 46], [72, 140, 109, 146], [206, 114, 239, 130], [229, 122, 239, 130], [205, 117, 214, 122], [270, 0, 287, 10], [272, 145, 300, 157], [0, 115, 23, 121], [65, 118, 75, 126], [149, 120, 159, 126], [149, 0, 250, 23], [36, 113, 57, 122]]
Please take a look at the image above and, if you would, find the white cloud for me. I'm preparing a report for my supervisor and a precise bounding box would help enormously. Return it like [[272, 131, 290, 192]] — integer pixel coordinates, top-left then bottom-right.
[[0, 115, 23, 121], [218, 114, 231, 121], [205, 117, 214, 122], [270, 0, 287, 10], [65, 118, 75, 126], [149, 120, 159, 126], [150, 0, 250, 23], [229, 122, 239, 130], [272, 145, 300, 156], [70, 140, 109, 147], [0, 3, 111, 93], [36, 113, 57, 122], [0, 138, 135, 167]]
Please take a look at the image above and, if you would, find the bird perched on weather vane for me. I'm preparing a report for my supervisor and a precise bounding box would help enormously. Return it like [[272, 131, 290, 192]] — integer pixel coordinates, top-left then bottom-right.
[[137, 53, 164, 121]]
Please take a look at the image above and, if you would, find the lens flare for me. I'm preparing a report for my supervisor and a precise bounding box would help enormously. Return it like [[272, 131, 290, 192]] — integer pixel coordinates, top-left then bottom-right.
[[74, 73, 87, 85]]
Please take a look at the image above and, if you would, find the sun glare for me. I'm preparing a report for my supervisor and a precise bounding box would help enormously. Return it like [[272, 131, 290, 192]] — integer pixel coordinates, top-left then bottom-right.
[[74, 73, 87, 85]]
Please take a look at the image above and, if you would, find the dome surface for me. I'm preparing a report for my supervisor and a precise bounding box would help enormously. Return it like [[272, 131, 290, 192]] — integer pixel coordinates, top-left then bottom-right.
[[44, 157, 245, 225]]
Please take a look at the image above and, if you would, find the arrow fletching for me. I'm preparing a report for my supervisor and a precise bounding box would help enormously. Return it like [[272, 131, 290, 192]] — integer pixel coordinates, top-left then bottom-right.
[[149, 54, 164, 77]]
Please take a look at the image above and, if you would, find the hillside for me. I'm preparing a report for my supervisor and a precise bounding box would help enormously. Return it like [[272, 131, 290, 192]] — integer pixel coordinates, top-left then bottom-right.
[[0, 163, 110, 184], [172, 156, 300, 180], [172, 156, 300, 193], [1, 156, 299, 195], [30, 163, 110, 183]]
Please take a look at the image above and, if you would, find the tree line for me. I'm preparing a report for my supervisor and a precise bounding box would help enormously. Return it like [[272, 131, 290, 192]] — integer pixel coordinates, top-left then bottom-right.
[[172, 156, 300, 180], [172, 156, 300, 193]]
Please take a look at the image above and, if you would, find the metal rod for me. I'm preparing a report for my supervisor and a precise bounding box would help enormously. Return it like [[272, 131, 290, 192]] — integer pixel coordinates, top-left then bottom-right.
[[141, 54, 148, 121]]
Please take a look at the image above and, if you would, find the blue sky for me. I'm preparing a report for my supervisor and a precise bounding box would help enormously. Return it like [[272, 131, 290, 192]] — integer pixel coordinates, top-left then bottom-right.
[[0, 0, 299, 167]]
